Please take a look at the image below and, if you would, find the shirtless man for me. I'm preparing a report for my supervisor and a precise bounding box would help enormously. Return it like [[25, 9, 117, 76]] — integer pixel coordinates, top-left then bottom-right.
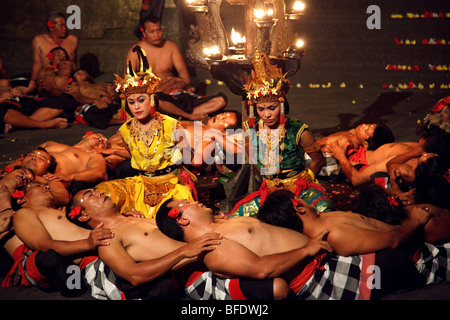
[[327, 140, 423, 187], [68, 69, 117, 106], [157, 199, 332, 280], [37, 46, 76, 98], [0, 167, 35, 218], [178, 111, 242, 167], [156, 198, 435, 299], [25, 12, 78, 95], [0, 78, 69, 133], [66, 188, 290, 300], [317, 123, 394, 153], [66, 69, 123, 128], [38, 132, 108, 190], [2, 182, 113, 292], [257, 189, 430, 256], [125, 16, 226, 120], [9, 147, 71, 206], [125, 16, 190, 93]]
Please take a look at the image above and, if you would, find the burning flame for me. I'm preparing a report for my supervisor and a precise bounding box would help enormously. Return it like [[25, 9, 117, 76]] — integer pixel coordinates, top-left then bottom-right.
[[203, 45, 220, 56], [296, 39, 304, 47], [293, 1, 305, 12], [254, 8, 273, 19], [231, 28, 246, 44]]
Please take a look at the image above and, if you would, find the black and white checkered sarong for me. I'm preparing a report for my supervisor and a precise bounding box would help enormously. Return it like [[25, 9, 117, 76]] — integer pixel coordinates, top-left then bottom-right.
[[84, 258, 123, 300], [296, 242, 449, 300], [185, 271, 235, 300], [296, 253, 368, 300]]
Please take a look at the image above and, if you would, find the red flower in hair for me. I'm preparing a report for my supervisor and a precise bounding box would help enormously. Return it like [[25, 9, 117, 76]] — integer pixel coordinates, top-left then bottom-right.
[[168, 208, 180, 218], [85, 131, 93, 136], [47, 52, 54, 61], [68, 206, 82, 219], [46, 20, 55, 29], [387, 196, 401, 208], [11, 190, 24, 199], [4, 166, 13, 173], [140, 27, 144, 32], [67, 77, 73, 84]]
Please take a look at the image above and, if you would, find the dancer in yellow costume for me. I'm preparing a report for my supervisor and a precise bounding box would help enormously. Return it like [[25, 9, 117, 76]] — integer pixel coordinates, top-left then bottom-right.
[[96, 46, 195, 218]]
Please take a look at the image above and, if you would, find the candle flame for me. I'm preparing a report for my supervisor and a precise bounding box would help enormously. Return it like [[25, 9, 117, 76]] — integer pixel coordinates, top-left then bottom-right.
[[293, 1, 305, 11], [254, 9, 264, 19], [296, 39, 304, 48], [231, 27, 246, 44], [254, 8, 273, 19], [203, 45, 220, 56]]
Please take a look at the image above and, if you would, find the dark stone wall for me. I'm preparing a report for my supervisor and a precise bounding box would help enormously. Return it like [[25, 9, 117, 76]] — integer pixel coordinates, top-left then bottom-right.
[[0, 0, 181, 79], [0, 0, 448, 86]]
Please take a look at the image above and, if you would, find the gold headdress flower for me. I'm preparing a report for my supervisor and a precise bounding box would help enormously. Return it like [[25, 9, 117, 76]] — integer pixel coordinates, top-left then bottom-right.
[[243, 51, 290, 126], [114, 45, 161, 120]]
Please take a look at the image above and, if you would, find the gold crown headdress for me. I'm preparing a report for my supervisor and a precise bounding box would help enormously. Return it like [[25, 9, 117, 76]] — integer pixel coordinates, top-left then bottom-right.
[[243, 51, 290, 126], [114, 45, 161, 119]]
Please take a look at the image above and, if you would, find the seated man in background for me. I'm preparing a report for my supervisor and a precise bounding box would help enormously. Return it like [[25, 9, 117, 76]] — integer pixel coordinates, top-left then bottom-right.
[[125, 17, 227, 120], [25, 12, 78, 95]]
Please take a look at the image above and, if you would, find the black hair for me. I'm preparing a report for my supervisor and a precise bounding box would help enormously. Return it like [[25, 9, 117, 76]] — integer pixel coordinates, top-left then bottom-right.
[[35, 147, 57, 174], [423, 129, 450, 165], [141, 15, 162, 27], [137, 15, 162, 39], [352, 183, 405, 225], [12, 166, 36, 180], [155, 198, 185, 241], [256, 189, 304, 232], [367, 123, 395, 150], [413, 156, 450, 209], [48, 46, 69, 62]]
